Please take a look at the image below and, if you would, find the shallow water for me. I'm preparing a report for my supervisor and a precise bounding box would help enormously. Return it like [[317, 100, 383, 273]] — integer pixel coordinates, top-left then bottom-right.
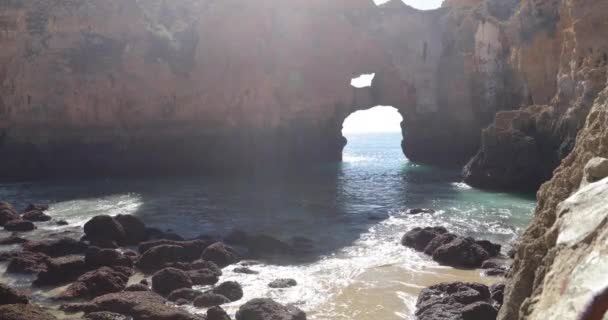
[[0, 132, 535, 319]]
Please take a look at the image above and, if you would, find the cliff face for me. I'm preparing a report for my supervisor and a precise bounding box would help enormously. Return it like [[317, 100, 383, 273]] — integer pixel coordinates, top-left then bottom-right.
[[0, 0, 510, 179], [464, 0, 608, 191]]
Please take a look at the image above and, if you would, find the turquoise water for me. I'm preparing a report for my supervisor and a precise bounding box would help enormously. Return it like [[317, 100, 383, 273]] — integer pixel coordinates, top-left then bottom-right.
[[0, 132, 536, 319]]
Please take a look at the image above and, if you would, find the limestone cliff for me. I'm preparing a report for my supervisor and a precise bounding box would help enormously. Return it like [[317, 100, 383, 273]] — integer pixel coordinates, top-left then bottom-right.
[[0, 0, 513, 179], [464, 0, 608, 191]]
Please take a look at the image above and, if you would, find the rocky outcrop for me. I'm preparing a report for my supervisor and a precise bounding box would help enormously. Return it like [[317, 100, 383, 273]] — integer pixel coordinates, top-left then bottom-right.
[[0, 304, 58, 320], [415, 282, 500, 320], [0, 0, 520, 180], [499, 26, 608, 320], [236, 298, 306, 320]]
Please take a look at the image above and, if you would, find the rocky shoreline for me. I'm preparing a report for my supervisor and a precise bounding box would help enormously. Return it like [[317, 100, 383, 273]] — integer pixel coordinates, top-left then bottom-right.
[[0, 202, 309, 320]]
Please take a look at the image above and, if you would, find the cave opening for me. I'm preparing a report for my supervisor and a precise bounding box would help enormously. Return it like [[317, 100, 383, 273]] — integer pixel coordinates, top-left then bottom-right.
[[341, 106, 405, 162]]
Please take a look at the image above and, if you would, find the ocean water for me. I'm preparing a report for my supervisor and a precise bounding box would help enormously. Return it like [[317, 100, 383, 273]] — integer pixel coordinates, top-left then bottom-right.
[[0, 132, 536, 319]]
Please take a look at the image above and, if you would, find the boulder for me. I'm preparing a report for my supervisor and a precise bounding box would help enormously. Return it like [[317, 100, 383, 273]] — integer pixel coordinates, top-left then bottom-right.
[[489, 283, 505, 305], [114, 214, 147, 245], [207, 306, 232, 320], [474, 240, 501, 257], [85, 247, 133, 269], [193, 293, 231, 308], [4, 220, 36, 232], [135, 245, 185, 273], [56, 220, 69, 226], [0, 283, 29, 305], [415, 282, 493, 320], [91, 291, 203, 320], [190, 259, 222, 276], [201, 242, 240, 268], [401, 227, 448, 252], [83, 215, 126, 246], [225, 231, 292, 257], [269, 279, 297, 288], [145, 228, 184, 241], [480, 261, 500, 269], [423, 233, 458, 255], [212, 281, 243, 302], [461, 301, 498, 320], [0, 236, 28, 245], [0, 210, 21, 226], [187, 268, 220, 286], [138, 239, 211, 261], [60, 267, 128, 299], [6, 251, 50, 274], [124, 283, 150, 292], [22, 211, 51, 222], [0, 201, 16, 212], [0, 304, 58, 320], [85, 312, 130, 320], [34, 255, 88, 286], [151, 268, 193, 296], [167, 288, 203, 303], [236, 298, 306, 320], [432, 237, 490, 268], [23, 204, 49, 212], [24, 237, 88, 257]]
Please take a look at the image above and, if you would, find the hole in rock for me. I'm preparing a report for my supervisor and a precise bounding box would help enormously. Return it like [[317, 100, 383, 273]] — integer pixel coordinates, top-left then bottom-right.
[[350, 73, 375, 88], [342, 106, 405, 162], [373, 0, 443, 10]]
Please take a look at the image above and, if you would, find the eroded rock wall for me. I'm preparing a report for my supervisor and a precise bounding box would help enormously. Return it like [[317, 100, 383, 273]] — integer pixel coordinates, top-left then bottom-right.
[[0, 0, 512, 179]]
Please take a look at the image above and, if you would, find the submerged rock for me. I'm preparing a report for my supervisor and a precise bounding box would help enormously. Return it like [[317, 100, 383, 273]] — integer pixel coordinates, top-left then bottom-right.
[[34, 255, 88, 286], [0, 236, 28, 245], [233, 267, 258, 274], [85, 247, 133, 269], [84, 312, 130, 320], [432, 237, 489, 268], [268, 279, 297, 288], [60, 267, 129, 299], [407, 208, 436, 215], [23, 204, 49, 213], [187, 268, 220, 286], [24, 237, 88, 257], [22, 210, 51, 222], [0, 209, 20, 226], [236, 298, 306, 320], [0, 304, 58, 320]]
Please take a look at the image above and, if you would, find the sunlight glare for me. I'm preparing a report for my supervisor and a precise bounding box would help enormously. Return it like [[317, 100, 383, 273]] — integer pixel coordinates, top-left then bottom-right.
[[342, 106, 403, 134]]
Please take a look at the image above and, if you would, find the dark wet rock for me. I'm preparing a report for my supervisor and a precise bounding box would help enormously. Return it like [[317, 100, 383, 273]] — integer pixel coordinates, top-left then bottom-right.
[[84, 215, 126, 246], [162, 261, 192, 271], [432, 237, 490, 268], [290, 237, 315, 255], [193, 293, 231, 308], [480, 261, 500, 269], [483, 268, 508, 277], [55, 220, 69, 226], [6, 251, 50, 274], [136, 245, 185, 273], [0, 304, 58, 320], [85, 247, 133, 269], [0, 209, 20, 226], [60, 267, 128, 299], [145, 228, 185, 241], [234, 267, 258, 274], [489, 283, 505, 305], [114, 214, 147, 245], [23, 204, 49, 213], [59, 302, 98, 313], [138, 239, 211, 261], [175, 298, 189, 306], [407, 208, 436, 215], [401, 227, 448, 252], [212, 281, 243, 302], [124, 283, 150, 292], [239, 260, 262, 266], [188, 268, 220, 286], [207, 306, 232, 320], [0, 283, 29, 305], [236, 298, 306, 320], [461, 301, 498, 320], [91, 291, 203, 320], [84, 312, 130, 320], [24, 237, 88, 257], [168, 288, 203, 303], [34, 255, 88, 286], [423, 233, 458, 255], [506, 240, 519, 259], [190, 259, 222, 275], [0, 201, 16, 211], [152, 268, 192, 296], [4, 220, 36, 232], [22, 210, 51, 222], [225, 231, 292, 257], [415, 282, 493, 320], [269, 279, 297, 288], [474, 240, 501, 258], [0, 236, 28, 245], [140, 279, 149, 285], [201, 242, 240, 268]]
